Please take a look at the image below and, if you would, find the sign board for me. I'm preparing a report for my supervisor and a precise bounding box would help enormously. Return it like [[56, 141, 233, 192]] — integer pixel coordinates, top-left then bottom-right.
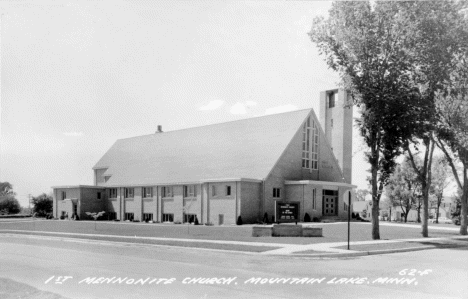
[[275, 201, 300, 224]]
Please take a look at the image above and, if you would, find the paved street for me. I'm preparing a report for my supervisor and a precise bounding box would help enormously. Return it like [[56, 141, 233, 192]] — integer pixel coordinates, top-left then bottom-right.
[[1, 234, 467, 299]]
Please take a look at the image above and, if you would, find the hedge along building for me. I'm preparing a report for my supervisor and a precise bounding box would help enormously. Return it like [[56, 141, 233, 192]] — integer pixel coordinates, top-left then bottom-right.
[[52, 89, 356, 224]]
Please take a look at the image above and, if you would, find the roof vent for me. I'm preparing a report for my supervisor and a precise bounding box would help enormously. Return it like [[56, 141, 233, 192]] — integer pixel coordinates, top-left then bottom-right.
[[156, 125, 163, 133]]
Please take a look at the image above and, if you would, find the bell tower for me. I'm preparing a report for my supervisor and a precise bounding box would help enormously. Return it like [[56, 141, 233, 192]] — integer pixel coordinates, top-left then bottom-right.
[[319, 89, 353, 183]]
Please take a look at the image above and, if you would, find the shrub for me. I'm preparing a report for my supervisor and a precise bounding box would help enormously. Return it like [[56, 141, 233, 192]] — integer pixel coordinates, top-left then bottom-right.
[[312, 217, 320, 222], [194, 216, 199, 225], [174, 221, 182, 224], [0, 196, 21, 215], [304, 213, 311, 222], [236, 216, 243, 225], [31, 193, 53, 217], [205, 222, 214, 226]]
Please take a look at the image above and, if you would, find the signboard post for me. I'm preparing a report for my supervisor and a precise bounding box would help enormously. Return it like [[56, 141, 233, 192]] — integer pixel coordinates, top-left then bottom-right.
[[348, 191, 351, 250], [275, 201, 300, 225]]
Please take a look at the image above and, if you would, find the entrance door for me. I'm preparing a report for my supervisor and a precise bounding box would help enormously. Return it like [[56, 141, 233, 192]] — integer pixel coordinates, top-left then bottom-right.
[[323, 190, 338, 216]]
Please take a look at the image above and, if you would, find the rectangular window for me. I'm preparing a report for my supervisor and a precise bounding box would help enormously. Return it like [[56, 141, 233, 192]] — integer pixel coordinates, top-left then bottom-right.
[[108, 188, 117, 198], [107, 212, 117, 220], [212, 185, 217, 197], [162, 213, 174, 222], [324, 190, 338, 196], [124, 188, 134, 198], [183, 214, 197, 223], [143, 213, 153, 222], [329, 92, 335, 108], [184, 185, 196, 197], [162, 186, 173, 198], [61, 191, 67, 200], [302, 117, 319, 170], [125, 212, 134, 221], [143, 187, 153, 198], [273, 188, 281, 198], [313, 189, 316, 210], [226, 186, 231, 196]]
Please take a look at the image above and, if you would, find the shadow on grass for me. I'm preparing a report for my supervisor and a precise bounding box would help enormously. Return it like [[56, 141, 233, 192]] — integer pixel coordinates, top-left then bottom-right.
[[409, 241, 468, 251]]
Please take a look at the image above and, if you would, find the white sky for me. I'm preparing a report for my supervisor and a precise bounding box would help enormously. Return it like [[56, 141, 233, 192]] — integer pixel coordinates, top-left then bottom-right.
[[0, 1, 370, 207]]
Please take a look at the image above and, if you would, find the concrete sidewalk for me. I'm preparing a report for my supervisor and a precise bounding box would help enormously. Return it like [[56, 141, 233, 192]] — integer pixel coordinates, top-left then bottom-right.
[[2, 229, 468, 258]]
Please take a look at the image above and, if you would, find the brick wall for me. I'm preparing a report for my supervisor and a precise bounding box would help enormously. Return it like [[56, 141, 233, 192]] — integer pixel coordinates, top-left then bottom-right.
[[239, 181, 261, 224], [79, 187, 106, 220], [207, 182, 237, 225]]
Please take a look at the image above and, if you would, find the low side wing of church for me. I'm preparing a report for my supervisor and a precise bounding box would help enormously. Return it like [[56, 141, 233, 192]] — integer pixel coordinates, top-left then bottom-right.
[[52, 89, 356, 224]]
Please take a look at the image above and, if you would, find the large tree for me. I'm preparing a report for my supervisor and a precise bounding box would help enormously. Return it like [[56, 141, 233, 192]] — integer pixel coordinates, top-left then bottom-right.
[[310, 2, 427, 239], [0, 182, 16, 196], [430, 155, 451, 223], [394, 1, 468, 237], [355, 189, 370, 202], [385, 159, 420, 223], [0, 182, 20, 214], [429, 3, 468, 235], [435, 58, 468, 234], [0, 197, 21, 215]]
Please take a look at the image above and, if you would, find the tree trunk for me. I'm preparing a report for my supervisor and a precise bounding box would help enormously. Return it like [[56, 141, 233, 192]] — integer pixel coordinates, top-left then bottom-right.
[[421, 181, 429, 237], [460, 160, 467, 235], [417, 204, 421, 223], [420, 138, 435, 237], [436, 200, 441, 224], [407, 138, 434, 237], [371, 159, 380, 240]]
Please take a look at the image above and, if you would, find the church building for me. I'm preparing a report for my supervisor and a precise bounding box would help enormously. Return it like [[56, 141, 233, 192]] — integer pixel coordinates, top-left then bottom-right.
[[52, 89, 356, 225]]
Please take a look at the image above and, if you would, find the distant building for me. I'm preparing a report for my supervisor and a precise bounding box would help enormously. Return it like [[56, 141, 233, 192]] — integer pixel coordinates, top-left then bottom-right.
[[390, 207, 418, 222], [430, 197, 454, 219], [52, 89, 356, 224]]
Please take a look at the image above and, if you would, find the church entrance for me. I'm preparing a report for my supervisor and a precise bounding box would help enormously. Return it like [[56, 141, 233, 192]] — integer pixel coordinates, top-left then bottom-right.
[[322, 190, 338, 216]]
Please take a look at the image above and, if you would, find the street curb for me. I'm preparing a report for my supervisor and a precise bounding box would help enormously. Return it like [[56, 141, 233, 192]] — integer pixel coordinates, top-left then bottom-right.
[[289, 244, 468, 258]]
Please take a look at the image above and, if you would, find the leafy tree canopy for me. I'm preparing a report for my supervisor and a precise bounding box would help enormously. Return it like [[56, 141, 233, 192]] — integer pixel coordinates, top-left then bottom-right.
[[32, 193, 53, 217]]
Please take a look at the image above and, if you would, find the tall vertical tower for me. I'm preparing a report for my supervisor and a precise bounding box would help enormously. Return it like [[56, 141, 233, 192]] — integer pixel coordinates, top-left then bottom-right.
[[319, 89, 353, 183]]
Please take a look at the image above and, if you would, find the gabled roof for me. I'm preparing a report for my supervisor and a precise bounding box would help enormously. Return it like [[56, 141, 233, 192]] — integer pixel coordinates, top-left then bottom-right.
[[93, 109, 312, 186]]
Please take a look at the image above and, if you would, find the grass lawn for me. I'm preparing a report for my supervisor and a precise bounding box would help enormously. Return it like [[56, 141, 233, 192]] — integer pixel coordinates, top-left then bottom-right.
[[0, 219, 463, 246], [2, 230, 280, 252]]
